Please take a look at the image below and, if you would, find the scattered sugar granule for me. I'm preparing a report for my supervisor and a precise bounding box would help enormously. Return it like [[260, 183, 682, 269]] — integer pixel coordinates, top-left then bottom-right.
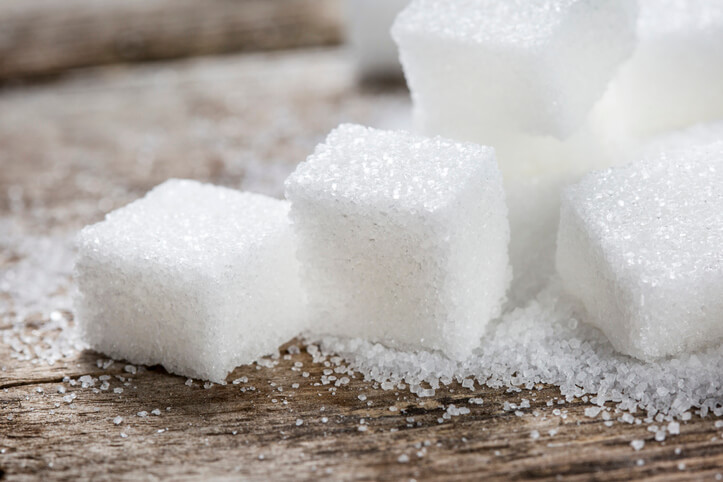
[[185, 379, 193, 386], [137, 411, 148, 418], [530, 430, 540, 440], [203, 382, 214, 389], [358, 425, 368, 432], [631, 440, 645, 451], [79, 375, 95, 388], [358, 394, 367, 401], [113, 416, 123, 425], [124, 365, 137, 375], [321, 417, 328, 424], [668, 422, 680, 435], [715, 421, 723, 429], [678, 463, 686, 471], [151, 409, 161, 416], [296, 419, 303, 426], [585, 407, 603, 418], [397, 454, 410, 463], [114, 388, 123, 394]]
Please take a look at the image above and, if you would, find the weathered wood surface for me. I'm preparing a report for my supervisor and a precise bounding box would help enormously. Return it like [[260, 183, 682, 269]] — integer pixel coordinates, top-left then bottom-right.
[[0, 0, 342, 81], [1, 49, 722, 481]]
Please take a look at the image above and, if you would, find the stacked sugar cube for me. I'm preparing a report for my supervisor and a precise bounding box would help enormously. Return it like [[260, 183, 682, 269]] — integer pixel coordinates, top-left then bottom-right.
[[75, 180, 306, 382], [392, 0, 638, 141], [285, 124, 510, 360], [593, 0, 723, 138], [557, 141, 723, 359]]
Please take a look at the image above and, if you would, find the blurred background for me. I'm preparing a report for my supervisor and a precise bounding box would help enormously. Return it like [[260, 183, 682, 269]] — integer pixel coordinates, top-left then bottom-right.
[[0, 0, 411, 236]]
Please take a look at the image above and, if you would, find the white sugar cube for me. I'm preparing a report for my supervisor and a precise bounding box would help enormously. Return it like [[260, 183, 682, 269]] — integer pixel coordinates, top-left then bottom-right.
[[74, 179, 305, 382], [345, 0, 409, 80], [593, 0, 723, 137], [285, 124, 510, 359], [392, 0, 638, 141], [556, 142, 723, 360]]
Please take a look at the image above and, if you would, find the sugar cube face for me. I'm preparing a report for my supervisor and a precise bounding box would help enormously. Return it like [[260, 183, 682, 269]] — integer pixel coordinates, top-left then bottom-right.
[[593, 0, 723, 137], [392, 0, 637, 141], [285, 124, 510, 360], [556, 142, 723, 360], [75, 179, 306, 382], [345, 0, 409, 80]]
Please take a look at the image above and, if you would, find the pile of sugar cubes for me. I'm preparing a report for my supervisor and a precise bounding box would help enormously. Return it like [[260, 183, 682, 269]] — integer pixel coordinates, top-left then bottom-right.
[[75, 0, 723, 392]]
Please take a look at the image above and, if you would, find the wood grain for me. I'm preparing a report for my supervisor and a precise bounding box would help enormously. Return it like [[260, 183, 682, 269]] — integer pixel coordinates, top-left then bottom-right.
[[0, 0, 342, 80], [1, 48, 722, 481]]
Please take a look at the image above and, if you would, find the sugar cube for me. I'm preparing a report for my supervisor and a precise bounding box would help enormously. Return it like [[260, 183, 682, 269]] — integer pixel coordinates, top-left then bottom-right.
[[74, 179, 305, 382], [285, 124, 510, 359], [556, 141, 723, 360], [392, 0, 638, 141], [593, 0, 723, 138], [345, 0, 409, 80]]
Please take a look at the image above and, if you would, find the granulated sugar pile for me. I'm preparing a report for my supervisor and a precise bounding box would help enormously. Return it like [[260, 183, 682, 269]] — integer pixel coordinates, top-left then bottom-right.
[[311, 282, 723, 421]]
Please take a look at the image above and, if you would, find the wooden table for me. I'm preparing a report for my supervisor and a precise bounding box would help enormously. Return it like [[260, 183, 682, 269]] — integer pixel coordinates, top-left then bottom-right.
[[1, 48, 722, 481]]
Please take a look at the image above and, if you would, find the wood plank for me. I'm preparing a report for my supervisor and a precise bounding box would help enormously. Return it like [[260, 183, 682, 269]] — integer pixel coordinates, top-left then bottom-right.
[[1, 49, 721, 481], [0, 0, 342, 80]]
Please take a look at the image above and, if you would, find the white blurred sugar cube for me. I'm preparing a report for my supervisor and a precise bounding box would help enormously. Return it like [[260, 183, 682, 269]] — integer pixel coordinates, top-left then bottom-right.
[[556, 142, 723, 360], [74, 179, 305, 382], [498, 128, 617, 304], [392, 0, 637, 140], [345, 0, 409, 80], [593, 0, 723, 137], [285, 124, 510, 360]]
